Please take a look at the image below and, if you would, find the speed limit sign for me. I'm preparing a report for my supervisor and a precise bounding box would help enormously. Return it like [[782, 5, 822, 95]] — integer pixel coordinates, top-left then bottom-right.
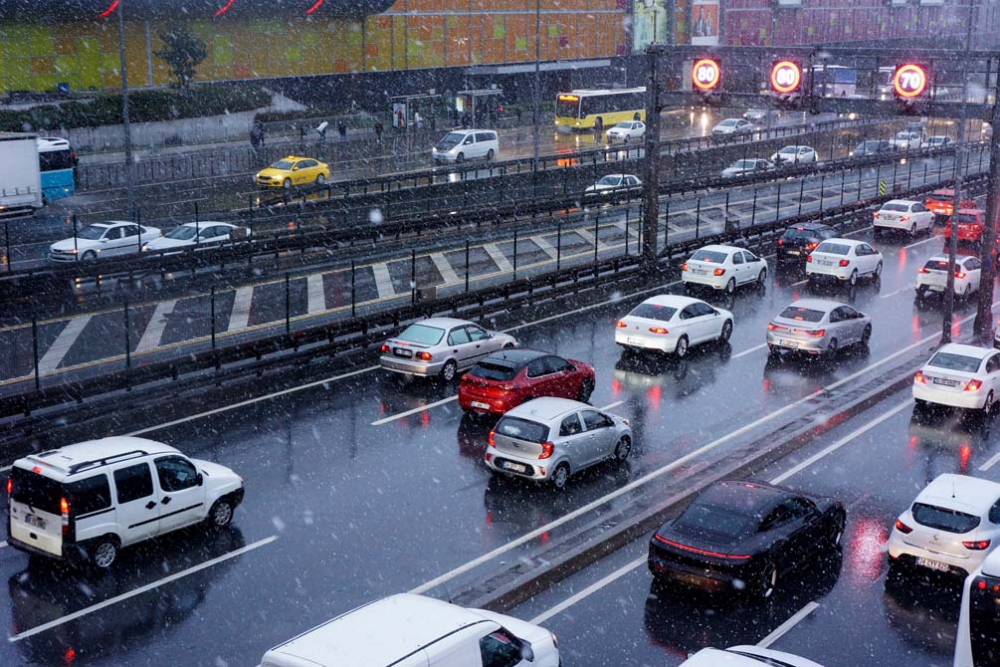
[[893, 63, 929, 99], [770, 60, 802, 95], [692, 59, 721, 92]]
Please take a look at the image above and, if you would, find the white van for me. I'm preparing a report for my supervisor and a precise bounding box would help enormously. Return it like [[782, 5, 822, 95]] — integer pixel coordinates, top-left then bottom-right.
[[432, 130, 499, 164], [261, 593, 560, 667], [6, 436, 244, 569]]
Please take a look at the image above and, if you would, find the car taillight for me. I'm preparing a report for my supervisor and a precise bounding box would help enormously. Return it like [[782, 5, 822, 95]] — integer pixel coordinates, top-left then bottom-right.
[[777, 239, 784, 246], [649, 326, 669, 334], [839, 259, 850, 267], [6, 477, 11, 495], [653, 534, 751, 560], [900, 215, 910, 222], [894, 519, 913, 534], [616, 320, 628, 328], [681, 263, 689, 271], [873, 212, 880, 219], [964, 540, 992, 550], [914, 370, 926, 384], [767, 322, 783, 331], [805, 242, 819, 250], [956, 271, 967, 279], [61, 497, 70, 535], [807, 329, 826, 337], [380, 344, 389, 353], [539, 442, 554, 459], [806, 255, 813, 262], [416, 351, 432, 361], [713, 268, 726, 276], [918, 267, 928, 274], [488, 430, 496, 447], [965, 379, 983, 392]]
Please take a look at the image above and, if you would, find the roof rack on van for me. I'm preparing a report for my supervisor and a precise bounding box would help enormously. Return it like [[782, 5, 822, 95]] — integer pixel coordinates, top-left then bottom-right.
[[66, 450, 150, 475]]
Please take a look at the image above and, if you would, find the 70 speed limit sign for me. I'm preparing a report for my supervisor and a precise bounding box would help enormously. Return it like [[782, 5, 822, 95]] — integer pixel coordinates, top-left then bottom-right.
[[893, 63, 929, 99]]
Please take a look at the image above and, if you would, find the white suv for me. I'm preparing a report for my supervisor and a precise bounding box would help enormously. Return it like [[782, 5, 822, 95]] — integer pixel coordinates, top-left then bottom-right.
[[7, 437, 244, 569]]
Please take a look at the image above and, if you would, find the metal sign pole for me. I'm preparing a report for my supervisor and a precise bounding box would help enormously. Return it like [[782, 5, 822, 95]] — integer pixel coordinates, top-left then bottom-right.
[[642, 47, 662, 263]]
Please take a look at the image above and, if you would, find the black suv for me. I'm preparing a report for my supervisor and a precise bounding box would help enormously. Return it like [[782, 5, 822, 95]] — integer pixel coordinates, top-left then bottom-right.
[[776, 223, 837, 263]]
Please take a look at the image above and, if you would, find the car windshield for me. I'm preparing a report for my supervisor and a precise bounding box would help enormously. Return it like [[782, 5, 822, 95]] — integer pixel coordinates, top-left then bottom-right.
[[435, 133, 463, 149], [76, 225, 109, 240], [597, 176, 622, 186], [495, 417, 548, 444], [911, 503, 981, 534], [779, 307, 825, 323], [881, 203, 909, 212], [691, 250, 728, 263], [929, 137, 947, 144], [779, 147, 798, 154], [815, 242, 850, 255], [165, 226, 200, 240], [927, 352, 982, 373], [468, 361, 519, 381], [895, 132, 910, 139], [730, 160, 753, 169], [629, 303, 676, 320], [860, 141, 880, 150], [270, 159, 294, 170], [397, 324, 445, 346], [719, 119, 738, 127], [614, 121, 631, 129]]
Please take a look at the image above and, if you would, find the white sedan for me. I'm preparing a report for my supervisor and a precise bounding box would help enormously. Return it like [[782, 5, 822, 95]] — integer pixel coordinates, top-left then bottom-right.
[[606, 120, 645, 143], [769, 145, 818, 165], [680, 646, 825, 667], [913, 343, 1000, 413], [712, 118, 754, 136], [584, 174, 642, 197], [916, 254, 982, 300], [721, 159, 773, 178], [144, 222, 247, 252], [682, 244, 768, 294], [48, 221, 161, 262], [806, 238, 882, 286], [615, 294, 733, 358], [888, 473, 1000, 577], [926, 135, 953, 148], [890, 130, 922, 150], [873, 199, 935, 236]]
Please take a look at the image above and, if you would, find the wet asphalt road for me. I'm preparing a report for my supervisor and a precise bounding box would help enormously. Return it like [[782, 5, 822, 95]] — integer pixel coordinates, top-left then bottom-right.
[[0, 224, 995, 666]]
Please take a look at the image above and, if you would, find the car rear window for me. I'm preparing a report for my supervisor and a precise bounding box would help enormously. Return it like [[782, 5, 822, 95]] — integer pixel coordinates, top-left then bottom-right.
[[912, 502, 981, 533], [955, 214, 981, 224], [928, 352, 982, 373], [10, 467, 64, 515], [495, 417, 549, 443], [690, 250, 728, 264], [882, 203, 909, 212], [397, 324, 445, 346], [778, 307, 824, 323], [673, 501, 754, 541], [923, 259, 950, 271], [782, 227, 825, 240], [469, 361, 519, 381], [629, 303, 677, 320], [815, 242, 850, 255]]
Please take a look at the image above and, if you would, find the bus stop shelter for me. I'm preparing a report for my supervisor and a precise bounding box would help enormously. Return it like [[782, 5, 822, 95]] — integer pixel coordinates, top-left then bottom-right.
[[453, 89, 504, 127], [389, 94, 444, 130]]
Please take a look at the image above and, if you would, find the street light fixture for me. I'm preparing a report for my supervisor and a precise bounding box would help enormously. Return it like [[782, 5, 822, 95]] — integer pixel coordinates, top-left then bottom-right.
[[116, 0, 135, 219]]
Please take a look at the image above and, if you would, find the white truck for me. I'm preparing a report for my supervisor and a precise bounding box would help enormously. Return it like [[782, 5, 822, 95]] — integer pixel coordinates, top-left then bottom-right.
[[0, 132, 42, 216]]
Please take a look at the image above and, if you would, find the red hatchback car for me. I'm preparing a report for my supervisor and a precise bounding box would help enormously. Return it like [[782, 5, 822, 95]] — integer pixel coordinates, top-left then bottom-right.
[[459, 349, 596, 415]]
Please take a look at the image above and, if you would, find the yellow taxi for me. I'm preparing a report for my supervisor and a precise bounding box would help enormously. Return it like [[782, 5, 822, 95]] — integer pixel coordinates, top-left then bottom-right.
[[255, 156, 330, 189]]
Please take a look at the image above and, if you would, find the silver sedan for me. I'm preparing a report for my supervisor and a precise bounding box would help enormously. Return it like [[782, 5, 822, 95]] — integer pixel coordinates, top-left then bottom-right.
[[380, 317, 517, 381], [485, 397, 632, 489], [766, 298, 871, 358]]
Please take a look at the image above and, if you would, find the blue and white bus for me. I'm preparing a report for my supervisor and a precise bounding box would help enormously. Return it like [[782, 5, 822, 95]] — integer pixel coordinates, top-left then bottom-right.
[[810, 65, 858, 98], [36, 136, 76, 203]]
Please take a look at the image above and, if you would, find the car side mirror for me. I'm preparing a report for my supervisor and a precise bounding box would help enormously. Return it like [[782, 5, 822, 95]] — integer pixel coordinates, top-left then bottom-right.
[[519, 645, 535, 663], [99, 237, 109, 243], [196, 473, 204, 486], [713, 310, 720, 316]]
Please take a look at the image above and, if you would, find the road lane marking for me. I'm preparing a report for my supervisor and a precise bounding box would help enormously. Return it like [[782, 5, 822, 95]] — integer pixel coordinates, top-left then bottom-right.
[[904, 236, 938, 250], [979, 450, 1000, 472], [371, 396, 458, 426], [483, 243, 514, 273], [307, 274, 326, 314], [227, 286, 254, 332], [733, 343, 767, 359], [756, 601, 821, 648], [134, 299, 177, 354], [430, 253, 461, 285], [7, 535, 278, 642], [529, 556, 646, 625], [769, 399, 913, 485], [600, 400, 624, 411], [0, 541, 7, 549], [531, 236, 559, 260], [574, 228, 610, 252], [37, 316, 92, 375], [372, 263, 396, 299]]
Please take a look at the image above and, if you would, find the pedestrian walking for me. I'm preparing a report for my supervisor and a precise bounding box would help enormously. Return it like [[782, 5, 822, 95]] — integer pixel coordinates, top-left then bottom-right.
[[338, 120, 347, 141], [374, 121, 384, 145]]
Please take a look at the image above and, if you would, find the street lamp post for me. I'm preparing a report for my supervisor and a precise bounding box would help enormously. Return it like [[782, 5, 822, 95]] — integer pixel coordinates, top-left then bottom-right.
[[117, 0, 135, 219], [532, 0, 541, 174]]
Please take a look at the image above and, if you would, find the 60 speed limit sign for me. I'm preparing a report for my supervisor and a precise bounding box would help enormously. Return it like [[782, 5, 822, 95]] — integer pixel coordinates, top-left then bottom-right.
[[692, 59, 721, 91]]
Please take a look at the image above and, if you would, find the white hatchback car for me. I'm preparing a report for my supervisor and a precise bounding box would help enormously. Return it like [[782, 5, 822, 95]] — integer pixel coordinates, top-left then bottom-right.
[[769, 145, 817, 165], [144, 222, 246, 252], [916, 254, 982, 300], [606, 120, 645, 143], [712, 118, 754, 136], [873, 199, 935, 236], [891, 130, 923, 150], [682, 244, 768, 294], [615, 294, 734, 358], [913, 343, 1000, 413], [48, 221, 162, 262], [806, 238, 883, 286], [888, 473, 1000, 578], [680, 646, 825, 667], [7, 437, 244, 569]]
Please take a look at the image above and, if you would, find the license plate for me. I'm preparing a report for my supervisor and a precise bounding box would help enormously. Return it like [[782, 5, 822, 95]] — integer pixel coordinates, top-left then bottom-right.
[[693, 269, 707, 275], [471, 401, 490, 410], [932, 377, 959, 386], [24, 514, 45, 529], [787, 250, 800, 256], [779, 339, 800, 348], [627, 337, 643, 346], [916, 557, 950, 572], [503, 461, 527, 473], [819, 260, 834, 266], [929, 285, 944, 292], [393, 348, 413, 358]]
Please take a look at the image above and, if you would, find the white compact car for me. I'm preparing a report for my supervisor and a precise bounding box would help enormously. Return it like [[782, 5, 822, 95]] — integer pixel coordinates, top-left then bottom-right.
[[890, 130, 923, 150], [7, 437, 244, 569], [680, 646, 825, 667], [916, 255, 982, 300], [49, 221, 162, 262], [144, 222, 246, 252], [584, 173, 642, 197], [721, 159, 774, 178], [712, 118, 754, 136], [873, 199, 935, 236], [615, 294, 733, 358], [606, 120, 645, 143], [888, 473, 1000, 578], [379, 317, 517, 381], [926, 135, 953, 148], [806, 238, 883, 286], [431, 129, 498, 164], [769, 145, 817, 165], [682, 244, 768, 294], [913, 343, 1000, 413]]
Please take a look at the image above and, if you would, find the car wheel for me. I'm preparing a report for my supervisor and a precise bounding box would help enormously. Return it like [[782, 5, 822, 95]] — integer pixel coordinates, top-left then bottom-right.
[[282, 178, 292, 189], [207, 497, 235, 529], [910, 223, 917, 236], [674, 335, 689, 359], [861, 324, 872, 347], [91, 537, 119, 569], [725, 278, 736, 295], [486, 149, 495, 161], [849, 270, 858, 286], [456, 152, 465, 164], [758, 560, 778, 599], [503, 342, 516, 350], [440, 360, 458, 382], [873, 261, 882, 278], [551, 463, 570, 490], [81, 250, 97, 261], [720, 319, 733, 343], [613, 435, 632, 463], [316, 173, 326, 185], [826, 338, 839, 358], [963, 284, 972, 301], [578, 377, 595, 402], [984, 391, 995, 416], [757, 268, 767, 287]]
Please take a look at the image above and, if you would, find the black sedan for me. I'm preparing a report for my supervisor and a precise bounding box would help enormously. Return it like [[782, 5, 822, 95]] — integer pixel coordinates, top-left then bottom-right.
[[648, 480, 845, 599], [776, 223, 836, 264]]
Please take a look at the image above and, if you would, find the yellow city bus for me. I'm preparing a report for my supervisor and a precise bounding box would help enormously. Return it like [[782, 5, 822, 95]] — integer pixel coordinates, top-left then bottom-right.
[[555, 88, 646, 132]]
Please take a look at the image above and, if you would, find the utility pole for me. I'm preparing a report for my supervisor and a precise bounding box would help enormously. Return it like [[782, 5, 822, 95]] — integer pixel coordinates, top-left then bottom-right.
[[117, 0, 135, 219], [976, 96, 1000, 343], [642, 46, 662, 263], [531, 0, 541, 175]]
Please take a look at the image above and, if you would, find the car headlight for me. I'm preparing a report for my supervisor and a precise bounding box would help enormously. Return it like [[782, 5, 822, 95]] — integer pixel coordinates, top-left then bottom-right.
[[141, 243, 149, 251]]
